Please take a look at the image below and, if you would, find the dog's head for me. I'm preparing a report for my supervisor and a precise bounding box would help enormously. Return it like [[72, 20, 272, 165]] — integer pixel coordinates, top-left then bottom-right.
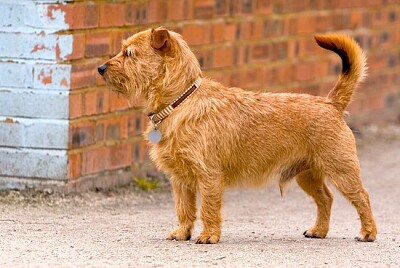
[[98, 27, 202, 109]]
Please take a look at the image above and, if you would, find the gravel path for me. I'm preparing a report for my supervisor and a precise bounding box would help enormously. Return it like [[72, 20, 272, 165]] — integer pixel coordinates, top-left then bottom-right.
[[0, 137, 399, 267]]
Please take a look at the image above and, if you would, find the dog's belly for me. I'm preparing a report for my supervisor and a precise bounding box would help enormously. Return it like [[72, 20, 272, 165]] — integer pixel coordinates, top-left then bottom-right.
[[222, 157, 310, 188]]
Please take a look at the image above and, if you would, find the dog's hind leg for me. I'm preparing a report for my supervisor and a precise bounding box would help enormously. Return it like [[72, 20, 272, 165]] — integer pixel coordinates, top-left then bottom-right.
[[296, 169, 334, 239], [326, 163, 377, 242], [167, 178, 197, 241]]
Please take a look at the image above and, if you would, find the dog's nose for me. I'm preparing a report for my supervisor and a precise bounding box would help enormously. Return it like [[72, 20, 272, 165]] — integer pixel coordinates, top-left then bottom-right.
[[98, 65, 107, 75]]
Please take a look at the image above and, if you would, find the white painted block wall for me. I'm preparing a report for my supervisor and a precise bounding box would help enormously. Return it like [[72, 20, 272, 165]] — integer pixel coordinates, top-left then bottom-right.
[[0, 0, 72, 189]]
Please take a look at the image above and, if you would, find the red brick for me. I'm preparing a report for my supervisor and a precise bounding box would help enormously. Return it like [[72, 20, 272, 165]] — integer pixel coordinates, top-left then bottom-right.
[[63, 3, 99, 29], [106, 121, 120, 140], [71, 60, 98, 90], [132, 140, 148, 164], [293, 62, 316, 82], [83, 90, 97, 116], [82, 147, 110, 175], [124, 3, 136, 25], [135, 3, 149, 25], [213, 46, 233, 68], [228, 70, 240, 86], [109, 91, 130, 111], [99, 3, 126, 27], [264, 63, 294, 88], [193, 0, 215, 19], [120, 115, 129, 139], [255, 0, 272, 14], [239, 20, 263, 40], [83, 89, 109, 116], [242, 68, 263, 89], [263, 18, 282, 38], [147, 0, 168, 23], [285, 15, 317, 35], [233, 45, 249, 65], [241, 0, 254, 13], [66, 33, 86, 60], [69, 93, 82, 119], [204, 71, 230, 86], [215, 0, 230, 16], [271, 41, 288, 61], [68, 153, 81, 180], [183, 24, 212, 46], [350, 10, 365, 28], [194, 49, 214, 70], [111, 31, 124, 56], [109, 143, 132, 169], [85, 32, 111, 57], [127, 112, 146, 137], [96, 122, 104, 143], [278, 1, 312, 13], [212, 23, 224, 43], [212, 23, 237, 43], [251, 43, 270, 61], [96, 116, 123, 141], [69, 121, 95, 149]]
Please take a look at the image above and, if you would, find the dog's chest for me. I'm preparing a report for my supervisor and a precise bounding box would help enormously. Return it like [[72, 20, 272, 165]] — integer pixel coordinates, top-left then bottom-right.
[[149, 142, 200, 181]]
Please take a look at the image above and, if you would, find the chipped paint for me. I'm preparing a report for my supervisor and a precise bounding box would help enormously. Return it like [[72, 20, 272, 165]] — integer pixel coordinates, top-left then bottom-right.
[[2, 118, 18, 124], [0, 0, 72, 188], [60, 77, 69, 87], [33, 64, 71, 90], [37, 68, 53, 85]]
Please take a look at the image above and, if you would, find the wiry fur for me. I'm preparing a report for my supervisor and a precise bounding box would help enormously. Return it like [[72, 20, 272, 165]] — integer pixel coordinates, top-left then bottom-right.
[[99, 27, 377, 244]]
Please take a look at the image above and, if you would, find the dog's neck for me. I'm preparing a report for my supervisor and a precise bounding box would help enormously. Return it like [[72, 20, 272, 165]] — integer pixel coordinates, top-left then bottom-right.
[[146, 73, 202, 112], [147, 78, 202, 126]]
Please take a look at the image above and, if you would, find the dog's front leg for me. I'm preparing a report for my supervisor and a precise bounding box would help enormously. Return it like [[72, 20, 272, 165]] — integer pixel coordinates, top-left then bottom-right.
[[195, 178, 223, 244], [167, 179, 197, 241]]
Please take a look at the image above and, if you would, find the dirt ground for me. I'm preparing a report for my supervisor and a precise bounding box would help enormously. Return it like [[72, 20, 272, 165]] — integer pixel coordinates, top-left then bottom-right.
[[1, 126, 400, 267]]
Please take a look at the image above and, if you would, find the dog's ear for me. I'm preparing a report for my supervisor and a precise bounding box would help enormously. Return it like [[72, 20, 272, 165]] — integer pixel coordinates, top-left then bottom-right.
[[151, 28, 171, 53]]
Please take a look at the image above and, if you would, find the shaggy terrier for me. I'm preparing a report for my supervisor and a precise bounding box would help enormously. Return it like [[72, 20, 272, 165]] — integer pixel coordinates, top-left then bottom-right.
[[98, 27, 377, 244]]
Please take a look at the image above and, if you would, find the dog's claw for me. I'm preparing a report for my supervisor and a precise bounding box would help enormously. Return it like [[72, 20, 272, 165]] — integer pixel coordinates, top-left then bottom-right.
[[355, 235, 375, 242], [303, 229, 326, 239], [167, 235, 191, 241], [195, 234, 220, 244], [166, 228, 191, 241]]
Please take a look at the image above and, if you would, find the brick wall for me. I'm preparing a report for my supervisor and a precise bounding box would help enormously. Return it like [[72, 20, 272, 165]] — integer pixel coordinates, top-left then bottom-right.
[[1, 0, 399, 190]]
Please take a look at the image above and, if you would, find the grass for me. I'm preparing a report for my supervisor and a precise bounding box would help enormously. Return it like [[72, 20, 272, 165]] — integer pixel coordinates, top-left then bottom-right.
[[133, 177, 159, 191]]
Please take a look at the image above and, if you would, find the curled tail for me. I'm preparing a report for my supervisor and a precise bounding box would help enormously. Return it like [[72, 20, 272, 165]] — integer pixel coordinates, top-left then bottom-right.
[[314, 34, 367, 113]]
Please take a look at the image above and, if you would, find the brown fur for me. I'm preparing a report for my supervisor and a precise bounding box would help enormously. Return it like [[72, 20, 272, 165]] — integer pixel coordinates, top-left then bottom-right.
[[99, 27, 377, 244]]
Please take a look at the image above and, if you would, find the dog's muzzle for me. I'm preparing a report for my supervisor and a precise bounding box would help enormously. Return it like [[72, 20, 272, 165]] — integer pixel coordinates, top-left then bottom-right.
[[98, 65, 107, 75]]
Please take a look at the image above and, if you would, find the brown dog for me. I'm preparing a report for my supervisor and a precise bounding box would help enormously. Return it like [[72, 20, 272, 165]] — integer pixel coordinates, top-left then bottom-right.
[[98, 27, 377, 244]]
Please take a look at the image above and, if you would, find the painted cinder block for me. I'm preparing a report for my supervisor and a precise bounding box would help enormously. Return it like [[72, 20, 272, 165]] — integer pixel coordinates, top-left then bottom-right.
[[0, 3, 24, 28], [0, 117, 68, 149], [0, 61, 31, 88], [0, 0, 73, 189], [33, 63, 71, 90], [0, 147, 68, 179], [0, 176, 65, 190], [0, 32, 73, 60], [0, 89, 69, 119], [23, 2, 69, 31]]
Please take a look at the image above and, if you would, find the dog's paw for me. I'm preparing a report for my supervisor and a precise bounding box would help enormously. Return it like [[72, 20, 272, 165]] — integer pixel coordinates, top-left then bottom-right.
[[355, 230, 376, 242], [303, 228, 327, 239], [166, 228, 191, 241], [195, 232, 220, 244]]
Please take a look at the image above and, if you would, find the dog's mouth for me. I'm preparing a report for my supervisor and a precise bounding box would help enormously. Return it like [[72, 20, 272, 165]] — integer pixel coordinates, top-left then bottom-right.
[[100, 74, 129, 98], [109, 85, 128, 98]]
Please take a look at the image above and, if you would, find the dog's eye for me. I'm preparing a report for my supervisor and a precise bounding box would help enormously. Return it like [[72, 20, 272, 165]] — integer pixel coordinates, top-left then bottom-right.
[[125, 48, 134, 57]]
